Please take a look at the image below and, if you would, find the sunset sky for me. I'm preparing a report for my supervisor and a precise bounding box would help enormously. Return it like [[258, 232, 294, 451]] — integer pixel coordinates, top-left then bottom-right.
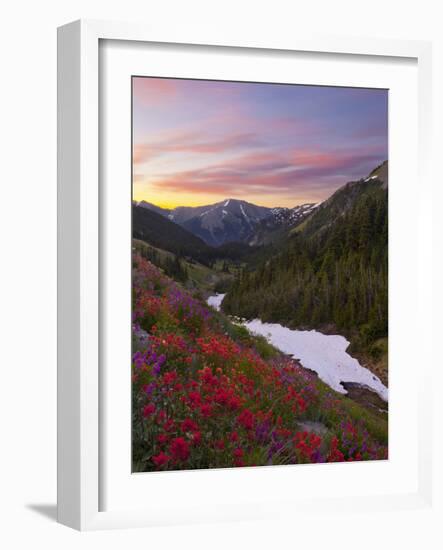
[[132, 77, 388, 208]]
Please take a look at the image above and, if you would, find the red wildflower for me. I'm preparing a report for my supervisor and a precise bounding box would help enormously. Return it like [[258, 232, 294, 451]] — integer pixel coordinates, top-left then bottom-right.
[[188, 391, 202, 406], [237, 409, 255, 430], [164, 419, 175, 432], [233, 447, 244, 467], [163, 371, 178, 385], [181, 418, 199, 433], [169, 437, 190, 461], [233, 448, 244, 458], [200, 403, 213, 418], [152, 452, 170, 467], [157, 433, 168, 445], [294, 431, 322, 460], [327, 436, 345, 463], [276, 428, 292, 439], [199, 366, 217, 385], [297, 396, 306, 412], [228, 396, 241, 410], [142, 403, 155, 417], [214, 389, 230, 405], [190, 431, 201, 446]]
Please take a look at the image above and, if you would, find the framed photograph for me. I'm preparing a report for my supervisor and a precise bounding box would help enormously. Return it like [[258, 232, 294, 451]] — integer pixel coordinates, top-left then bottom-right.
[[57, 20, 434, 530]]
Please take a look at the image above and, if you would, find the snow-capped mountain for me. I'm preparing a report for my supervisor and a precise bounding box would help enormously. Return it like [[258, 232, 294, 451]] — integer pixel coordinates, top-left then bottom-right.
[[248, 203, 317, 246], [270, 203, 317, 225], [137, 198, 317, 246], [178, 199, 272, 246]]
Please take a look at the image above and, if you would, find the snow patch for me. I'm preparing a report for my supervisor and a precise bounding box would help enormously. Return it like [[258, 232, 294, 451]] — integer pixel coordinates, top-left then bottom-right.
[[239, 203, 253, 228], [243, 319, 388, 401], [199, 206, 217, 217], [207, 294, 226, 311], [224, 199, 230, 207]]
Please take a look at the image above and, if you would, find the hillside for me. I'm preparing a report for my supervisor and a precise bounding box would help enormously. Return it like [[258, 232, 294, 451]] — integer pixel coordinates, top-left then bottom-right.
[[249, 203, 317, 245], [222, 165, 388, 361], [133, 239, 237, 293], [133, 204, 212, 263], [132, 254, 388, 472], [133, 203, 274, 269]]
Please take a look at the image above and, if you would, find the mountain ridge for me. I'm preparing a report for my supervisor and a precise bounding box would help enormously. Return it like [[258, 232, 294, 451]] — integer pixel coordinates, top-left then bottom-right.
[[223, 161, 388, 357], [134, 160, 388, 254], [137, 197, 317, 246]]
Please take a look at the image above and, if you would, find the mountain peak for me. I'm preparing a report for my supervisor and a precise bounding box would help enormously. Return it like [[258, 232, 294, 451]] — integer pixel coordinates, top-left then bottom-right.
[[222, 198, 234, 207], [221, 198, 248, 206], [366, 160, 388, 189], [136, 197, 318, 246]]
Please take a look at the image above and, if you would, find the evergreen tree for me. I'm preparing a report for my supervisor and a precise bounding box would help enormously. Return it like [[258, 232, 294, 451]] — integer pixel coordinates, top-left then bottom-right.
[[222, 182, 388, 350]]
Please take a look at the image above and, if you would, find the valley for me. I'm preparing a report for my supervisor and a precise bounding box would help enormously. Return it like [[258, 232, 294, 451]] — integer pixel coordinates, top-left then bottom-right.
[[130, 76, 389, 472], [133, 161, 388, 359], [132, 162, 389, 471], [207, 292, 388, 412], [132, 254, 388, 472]]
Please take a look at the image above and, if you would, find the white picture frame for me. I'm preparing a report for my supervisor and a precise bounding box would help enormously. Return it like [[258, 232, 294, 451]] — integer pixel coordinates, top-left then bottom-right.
[[57, 19, 434, 531]]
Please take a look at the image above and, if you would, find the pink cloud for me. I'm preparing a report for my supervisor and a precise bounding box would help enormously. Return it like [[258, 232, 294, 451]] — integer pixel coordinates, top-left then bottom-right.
[[149, 148, 385, 200], [133, 78, 179, 106], [132, 77, 246, 109], [133, 131, 261, 164]]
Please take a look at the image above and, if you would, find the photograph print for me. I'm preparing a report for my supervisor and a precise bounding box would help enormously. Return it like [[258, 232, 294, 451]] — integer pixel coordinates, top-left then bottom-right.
[[131, 76, 388, 472]]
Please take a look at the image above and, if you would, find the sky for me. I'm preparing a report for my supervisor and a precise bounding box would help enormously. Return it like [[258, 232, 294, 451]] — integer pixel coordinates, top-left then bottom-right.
[[132, 77, 388, 208]]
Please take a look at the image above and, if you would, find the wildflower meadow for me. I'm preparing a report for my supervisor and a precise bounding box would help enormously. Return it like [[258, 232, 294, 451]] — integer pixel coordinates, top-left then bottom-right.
[[132, 254, 388, 472]]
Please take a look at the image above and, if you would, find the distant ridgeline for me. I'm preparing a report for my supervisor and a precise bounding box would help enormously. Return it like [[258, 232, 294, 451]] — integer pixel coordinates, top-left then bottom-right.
[[132, 204, 256, 265], [222, 162, 388, 349]]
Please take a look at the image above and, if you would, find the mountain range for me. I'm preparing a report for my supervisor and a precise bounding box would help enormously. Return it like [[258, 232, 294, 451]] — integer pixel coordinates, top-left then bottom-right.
[[135, 198, 317, 246], [132, 159, 389, 388], [133, 160, 388, 265], [223, 160, 388, 352]]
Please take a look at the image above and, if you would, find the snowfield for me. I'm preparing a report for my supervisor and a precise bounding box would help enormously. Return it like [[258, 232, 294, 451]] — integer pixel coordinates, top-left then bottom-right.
[[243, 319, 388, 401], [206, 295, 388, 401], [207, 293, 226, 311]]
